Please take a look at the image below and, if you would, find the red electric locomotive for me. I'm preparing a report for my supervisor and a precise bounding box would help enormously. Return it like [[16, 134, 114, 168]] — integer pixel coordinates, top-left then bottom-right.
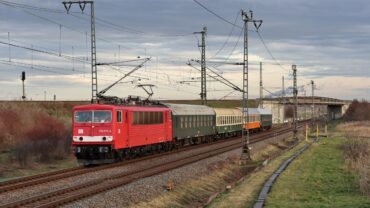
[[72, 104, 172, 165]]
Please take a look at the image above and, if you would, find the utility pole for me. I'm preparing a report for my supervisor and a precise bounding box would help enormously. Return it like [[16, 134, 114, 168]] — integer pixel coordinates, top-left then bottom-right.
[[311, 80, 315, 125], [240, 10, 262, 163], [293, 65, 298, 140], [63, 1, 98, 103], [303, 89, 307, 119], [259, 62, 263, 108], [279, 76, 285, 123], [282, 76, 285, 100], [194, 27, 207, 105], [21, 71, 26, 101]]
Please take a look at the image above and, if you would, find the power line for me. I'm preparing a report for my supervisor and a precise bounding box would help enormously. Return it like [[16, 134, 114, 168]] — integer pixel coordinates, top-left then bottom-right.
[[209, 11, 240, 59], [193, 0, 242, 29], [0, 40, 86, 63], [0, 60, 125, 83], [256, 31, 290, 73], [0, 1, 194, 39], [0, 2, 132, 49], [0, 60, 73, 75], [192, 0, 289, 74], [0, 0, 67, 13]]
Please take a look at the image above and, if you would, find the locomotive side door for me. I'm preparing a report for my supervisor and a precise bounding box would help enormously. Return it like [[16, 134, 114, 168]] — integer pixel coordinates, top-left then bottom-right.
[[115, 109, 125, 149]]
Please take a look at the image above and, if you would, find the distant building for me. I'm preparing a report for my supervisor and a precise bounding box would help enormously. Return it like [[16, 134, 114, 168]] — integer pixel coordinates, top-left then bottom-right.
[[258, 96, 351, 123]]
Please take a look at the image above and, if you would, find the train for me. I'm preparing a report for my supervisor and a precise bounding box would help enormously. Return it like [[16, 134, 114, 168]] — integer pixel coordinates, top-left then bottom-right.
[[72, 102, 272, 165]]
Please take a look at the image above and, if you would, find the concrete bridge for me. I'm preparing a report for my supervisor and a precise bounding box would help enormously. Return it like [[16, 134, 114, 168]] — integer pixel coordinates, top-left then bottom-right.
[[260, 96, 351, 124]]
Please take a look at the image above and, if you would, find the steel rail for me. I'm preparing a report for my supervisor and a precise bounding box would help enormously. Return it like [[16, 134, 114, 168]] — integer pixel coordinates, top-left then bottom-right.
[[0, 124, 292, 194], [0, 124, 307, 208]]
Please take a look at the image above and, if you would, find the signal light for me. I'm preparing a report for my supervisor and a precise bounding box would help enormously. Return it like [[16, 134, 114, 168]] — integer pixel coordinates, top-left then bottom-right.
[[21, 71, 25, 81]]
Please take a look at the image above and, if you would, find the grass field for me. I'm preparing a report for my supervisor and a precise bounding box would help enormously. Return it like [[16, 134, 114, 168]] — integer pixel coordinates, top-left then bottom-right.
[[265, 136, 370, 208], [0, 155, 78, 182], [207, 140, 306, 208]]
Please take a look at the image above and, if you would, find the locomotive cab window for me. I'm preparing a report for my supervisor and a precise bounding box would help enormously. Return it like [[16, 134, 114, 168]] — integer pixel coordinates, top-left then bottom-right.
[[75, 111, 92, 123], [93, 111, 112, 123], [75, 110, 112, 123]]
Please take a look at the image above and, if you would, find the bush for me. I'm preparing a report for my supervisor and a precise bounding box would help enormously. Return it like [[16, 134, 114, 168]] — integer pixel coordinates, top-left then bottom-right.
[[343, 100, 370, 121], [0, 102, 72, 167], [24, 112, 68, 163]]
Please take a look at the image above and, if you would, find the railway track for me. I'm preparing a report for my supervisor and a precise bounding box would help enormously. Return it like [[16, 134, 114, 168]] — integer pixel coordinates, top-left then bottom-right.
[[0, 123, 306, 208], [0, 124, 291, 194]]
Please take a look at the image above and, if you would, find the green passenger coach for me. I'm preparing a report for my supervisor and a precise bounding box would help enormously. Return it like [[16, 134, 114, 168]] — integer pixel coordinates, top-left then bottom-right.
[[163, 103, 216, 143], [258, 108, 272, 130]]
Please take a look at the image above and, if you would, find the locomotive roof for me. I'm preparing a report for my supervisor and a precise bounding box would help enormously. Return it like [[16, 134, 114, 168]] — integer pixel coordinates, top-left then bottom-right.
[[213, 108, 242, 116], [163, 103, 215, 116], [73, 104, 169, 111], [73, 104, 115, 110]]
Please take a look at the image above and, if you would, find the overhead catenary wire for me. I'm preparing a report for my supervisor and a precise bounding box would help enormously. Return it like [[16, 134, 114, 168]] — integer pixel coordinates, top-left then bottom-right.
[[0, 40, 87, 63], [211, 27, 243, 67], [192, 0, 289, 74], [193, 0, 242, 29], [256, 31, 290, 74], [187, 62, 242, 92], [0, 1, 195, 38], [0, 60, 128, 83], [209, 11, 240, 59]]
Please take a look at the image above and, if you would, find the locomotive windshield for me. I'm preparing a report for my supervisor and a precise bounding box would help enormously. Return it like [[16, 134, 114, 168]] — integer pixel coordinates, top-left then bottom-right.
[[75, 110, 112, 123]]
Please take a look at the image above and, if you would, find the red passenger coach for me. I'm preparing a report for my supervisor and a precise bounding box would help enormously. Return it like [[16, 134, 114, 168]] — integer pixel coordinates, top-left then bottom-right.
[[72, 104, 172, 165]]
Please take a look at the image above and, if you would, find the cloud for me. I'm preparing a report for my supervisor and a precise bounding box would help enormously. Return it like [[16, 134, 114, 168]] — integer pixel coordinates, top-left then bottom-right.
[[1, 0, 370, 100]]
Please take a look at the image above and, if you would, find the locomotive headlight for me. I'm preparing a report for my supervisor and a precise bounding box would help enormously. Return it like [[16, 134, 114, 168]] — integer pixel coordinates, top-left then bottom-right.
[[98, 146, 109, 153], [103, 147, 109, 153]]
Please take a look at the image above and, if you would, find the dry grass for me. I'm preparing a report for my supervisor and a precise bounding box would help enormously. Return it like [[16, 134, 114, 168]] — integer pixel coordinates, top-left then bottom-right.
[[208, 141, 306, 208], [340, 121, 370, 196], [131, 155, 243, 208], [131, 137, 300, 208], [337, 121, 370, 137]]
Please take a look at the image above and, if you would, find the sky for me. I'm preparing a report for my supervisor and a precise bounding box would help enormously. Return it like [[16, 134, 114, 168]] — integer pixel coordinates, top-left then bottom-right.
[[0, 0, 370, 101]]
